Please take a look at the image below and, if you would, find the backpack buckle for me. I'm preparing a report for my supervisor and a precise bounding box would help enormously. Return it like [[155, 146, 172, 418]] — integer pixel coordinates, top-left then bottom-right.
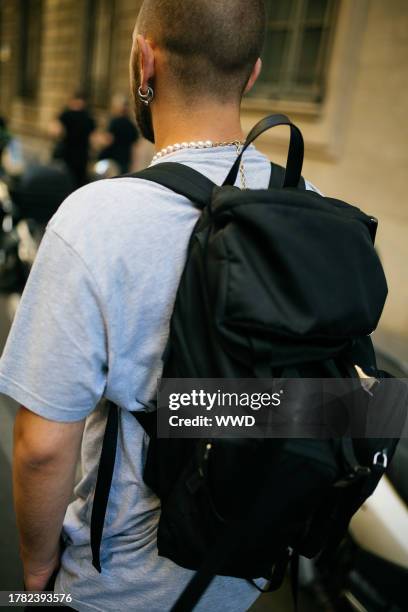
[[373, 450, 388, 470]]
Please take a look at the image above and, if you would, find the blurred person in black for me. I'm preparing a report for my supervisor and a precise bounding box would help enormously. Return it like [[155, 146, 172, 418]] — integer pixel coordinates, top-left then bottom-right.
[[51, 92, 96, 188], [98, 94, 140, 174]]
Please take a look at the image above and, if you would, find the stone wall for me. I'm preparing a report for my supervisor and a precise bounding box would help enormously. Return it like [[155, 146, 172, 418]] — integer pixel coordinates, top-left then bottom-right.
[[0, 0, 407, 349], [0, 0, 143, 161]]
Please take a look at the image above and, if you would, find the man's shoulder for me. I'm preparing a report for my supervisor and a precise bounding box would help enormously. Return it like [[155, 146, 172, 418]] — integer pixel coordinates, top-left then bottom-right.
[[48, 175, 194, 255], [51, 176, 163, 223], [47, 169, 322, 256]]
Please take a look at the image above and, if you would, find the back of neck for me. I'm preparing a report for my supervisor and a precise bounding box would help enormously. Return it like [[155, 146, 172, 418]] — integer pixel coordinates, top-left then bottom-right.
[[152, 98, 245, 151]]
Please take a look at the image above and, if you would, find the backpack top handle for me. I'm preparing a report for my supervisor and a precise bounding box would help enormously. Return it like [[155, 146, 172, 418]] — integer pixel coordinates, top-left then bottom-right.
[[223, 114, 304, 189]]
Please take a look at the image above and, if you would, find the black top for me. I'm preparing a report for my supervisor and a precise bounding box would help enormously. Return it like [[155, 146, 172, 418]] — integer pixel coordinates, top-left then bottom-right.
[[99, 116, 139, 173], [58, 109, 96, 163]]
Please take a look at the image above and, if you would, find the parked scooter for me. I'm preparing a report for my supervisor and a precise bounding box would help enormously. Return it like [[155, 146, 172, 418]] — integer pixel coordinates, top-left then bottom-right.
[[8, 163, 74, 278], [314, 351, 408, 612], [0, 177, 25, 293], [0, 163, 75, 291], [0, 158, 115, 293]]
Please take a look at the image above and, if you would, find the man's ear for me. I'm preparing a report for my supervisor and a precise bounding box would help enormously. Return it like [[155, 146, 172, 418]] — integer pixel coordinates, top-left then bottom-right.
[[137, 34, 155, 92], [244, 58, 262, 95]]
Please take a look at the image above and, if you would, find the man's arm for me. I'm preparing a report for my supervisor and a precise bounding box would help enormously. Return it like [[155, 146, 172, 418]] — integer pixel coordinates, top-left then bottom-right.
[[13, 406, 85, 591]]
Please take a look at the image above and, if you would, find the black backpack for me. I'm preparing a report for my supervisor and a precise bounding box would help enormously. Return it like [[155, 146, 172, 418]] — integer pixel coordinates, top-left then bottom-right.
[[90, 115, 406, 611]]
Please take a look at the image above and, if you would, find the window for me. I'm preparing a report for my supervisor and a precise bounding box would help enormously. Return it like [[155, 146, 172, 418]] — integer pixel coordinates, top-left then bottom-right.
[[250, 0, 338, 104], [19, 0, 43, 98], [83, 0, 115, 107]]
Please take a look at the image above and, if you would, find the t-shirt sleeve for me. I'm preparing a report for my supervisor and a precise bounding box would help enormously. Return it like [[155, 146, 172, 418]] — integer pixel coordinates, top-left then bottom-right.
[[0, 229, 108, 422]]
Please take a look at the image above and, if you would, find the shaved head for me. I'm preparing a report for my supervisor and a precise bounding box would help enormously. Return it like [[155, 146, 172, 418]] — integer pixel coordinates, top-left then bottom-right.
[[137, 0, 266, 102]]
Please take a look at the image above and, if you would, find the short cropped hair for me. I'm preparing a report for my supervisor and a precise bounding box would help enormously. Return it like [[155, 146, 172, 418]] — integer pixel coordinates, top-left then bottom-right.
[[137, 0, 266, 101]]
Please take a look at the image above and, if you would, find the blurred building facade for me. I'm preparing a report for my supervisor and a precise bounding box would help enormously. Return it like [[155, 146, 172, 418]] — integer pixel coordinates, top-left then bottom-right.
[[0, 0, 407, 353]]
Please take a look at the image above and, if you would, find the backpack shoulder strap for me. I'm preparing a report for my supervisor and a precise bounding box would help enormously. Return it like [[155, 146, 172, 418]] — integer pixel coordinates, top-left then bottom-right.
[[90, 404, 157, 574], [121, 162, 215, 210], [269, 162, 306, 190], [90, 401, 119, 573], [122, 160, 306, 203]]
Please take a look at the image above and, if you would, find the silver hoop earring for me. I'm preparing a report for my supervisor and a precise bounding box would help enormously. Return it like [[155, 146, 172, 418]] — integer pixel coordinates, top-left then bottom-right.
[[137, 85, 154, 106]]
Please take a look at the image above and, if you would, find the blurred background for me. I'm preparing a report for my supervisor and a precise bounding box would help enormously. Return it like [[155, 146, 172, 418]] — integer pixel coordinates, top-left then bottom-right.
[[0, 1, 407, 610]]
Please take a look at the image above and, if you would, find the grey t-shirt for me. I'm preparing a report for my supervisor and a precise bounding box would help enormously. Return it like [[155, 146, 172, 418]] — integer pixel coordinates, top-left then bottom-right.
[[0, 146, 318, 611]]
